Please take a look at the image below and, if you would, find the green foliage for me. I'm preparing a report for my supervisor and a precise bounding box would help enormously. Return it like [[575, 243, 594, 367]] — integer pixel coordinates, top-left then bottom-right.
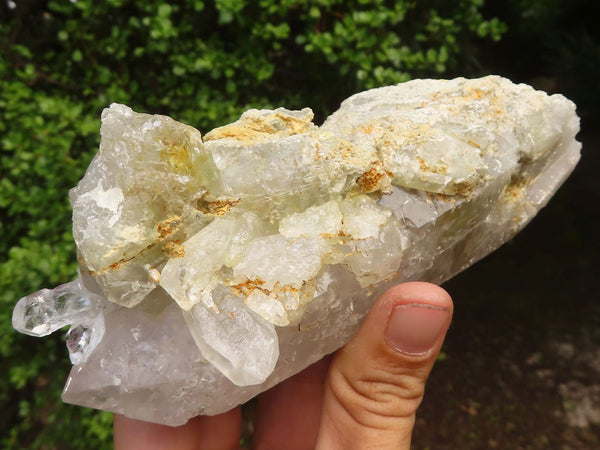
[[0, 1, 503, 447]]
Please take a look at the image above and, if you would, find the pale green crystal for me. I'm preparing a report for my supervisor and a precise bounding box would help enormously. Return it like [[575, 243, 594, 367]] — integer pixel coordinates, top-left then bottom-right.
[[12, 76, 580, 425]]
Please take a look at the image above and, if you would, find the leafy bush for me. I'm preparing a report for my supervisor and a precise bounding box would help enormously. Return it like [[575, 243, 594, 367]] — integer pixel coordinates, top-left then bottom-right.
[[0, 1, 503, 447]]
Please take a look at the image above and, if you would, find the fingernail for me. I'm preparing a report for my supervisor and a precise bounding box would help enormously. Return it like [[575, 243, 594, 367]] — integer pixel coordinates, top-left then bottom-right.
[[385, 303, 450, 355]]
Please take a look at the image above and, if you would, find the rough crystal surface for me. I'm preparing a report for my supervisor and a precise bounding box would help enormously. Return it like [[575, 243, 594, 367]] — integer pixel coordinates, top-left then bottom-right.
[[12, 76, 580, 425]]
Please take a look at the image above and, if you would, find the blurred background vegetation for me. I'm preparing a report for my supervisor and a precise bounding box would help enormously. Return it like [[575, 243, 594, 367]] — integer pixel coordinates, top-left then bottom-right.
[[0, 0, 597, 448]]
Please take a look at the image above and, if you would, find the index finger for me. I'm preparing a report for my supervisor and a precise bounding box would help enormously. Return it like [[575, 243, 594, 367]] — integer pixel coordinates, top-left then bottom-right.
[[113, 407, 241, 450]]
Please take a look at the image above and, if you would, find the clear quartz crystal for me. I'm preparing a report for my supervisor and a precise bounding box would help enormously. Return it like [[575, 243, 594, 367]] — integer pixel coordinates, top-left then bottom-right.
[[66, 313, 105, 366], [12, 76, 581, 425], [12, 278, 109, 365], [13, 279, 99, 337]]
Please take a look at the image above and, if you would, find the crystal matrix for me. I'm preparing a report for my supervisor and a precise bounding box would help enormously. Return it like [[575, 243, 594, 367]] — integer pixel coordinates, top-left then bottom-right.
[[12, 76, 580, 425]]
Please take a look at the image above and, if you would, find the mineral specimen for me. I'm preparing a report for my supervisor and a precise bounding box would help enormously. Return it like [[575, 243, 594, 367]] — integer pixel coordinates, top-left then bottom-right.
[[12, 76, 580, 425]]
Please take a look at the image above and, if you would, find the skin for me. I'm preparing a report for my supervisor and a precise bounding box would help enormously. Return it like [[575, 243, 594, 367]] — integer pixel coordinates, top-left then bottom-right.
[[114, 281, 453, 450]]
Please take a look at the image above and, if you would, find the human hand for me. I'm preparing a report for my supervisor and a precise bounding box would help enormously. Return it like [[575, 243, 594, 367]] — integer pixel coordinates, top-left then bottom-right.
[[114, 281, 453, 449]]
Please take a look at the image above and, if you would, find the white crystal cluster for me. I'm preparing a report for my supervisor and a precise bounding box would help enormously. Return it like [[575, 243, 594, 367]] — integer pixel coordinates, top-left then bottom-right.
[[12, 76, 580, 425]]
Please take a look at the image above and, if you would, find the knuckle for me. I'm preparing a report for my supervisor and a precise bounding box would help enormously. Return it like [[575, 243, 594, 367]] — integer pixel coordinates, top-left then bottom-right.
[[328, 363, 425, 429]]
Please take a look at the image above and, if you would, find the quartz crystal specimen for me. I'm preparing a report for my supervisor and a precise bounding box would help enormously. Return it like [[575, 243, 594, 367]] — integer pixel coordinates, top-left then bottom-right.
[[12, 76, 580, 425]]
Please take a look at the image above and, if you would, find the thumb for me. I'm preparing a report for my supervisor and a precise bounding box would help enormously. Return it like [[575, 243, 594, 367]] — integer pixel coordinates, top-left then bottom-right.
[[316, 282, 453, 449]]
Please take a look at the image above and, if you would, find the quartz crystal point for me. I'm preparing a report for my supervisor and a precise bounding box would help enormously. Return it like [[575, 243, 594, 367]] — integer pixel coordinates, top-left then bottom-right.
[[12, 76, 580, 425]]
